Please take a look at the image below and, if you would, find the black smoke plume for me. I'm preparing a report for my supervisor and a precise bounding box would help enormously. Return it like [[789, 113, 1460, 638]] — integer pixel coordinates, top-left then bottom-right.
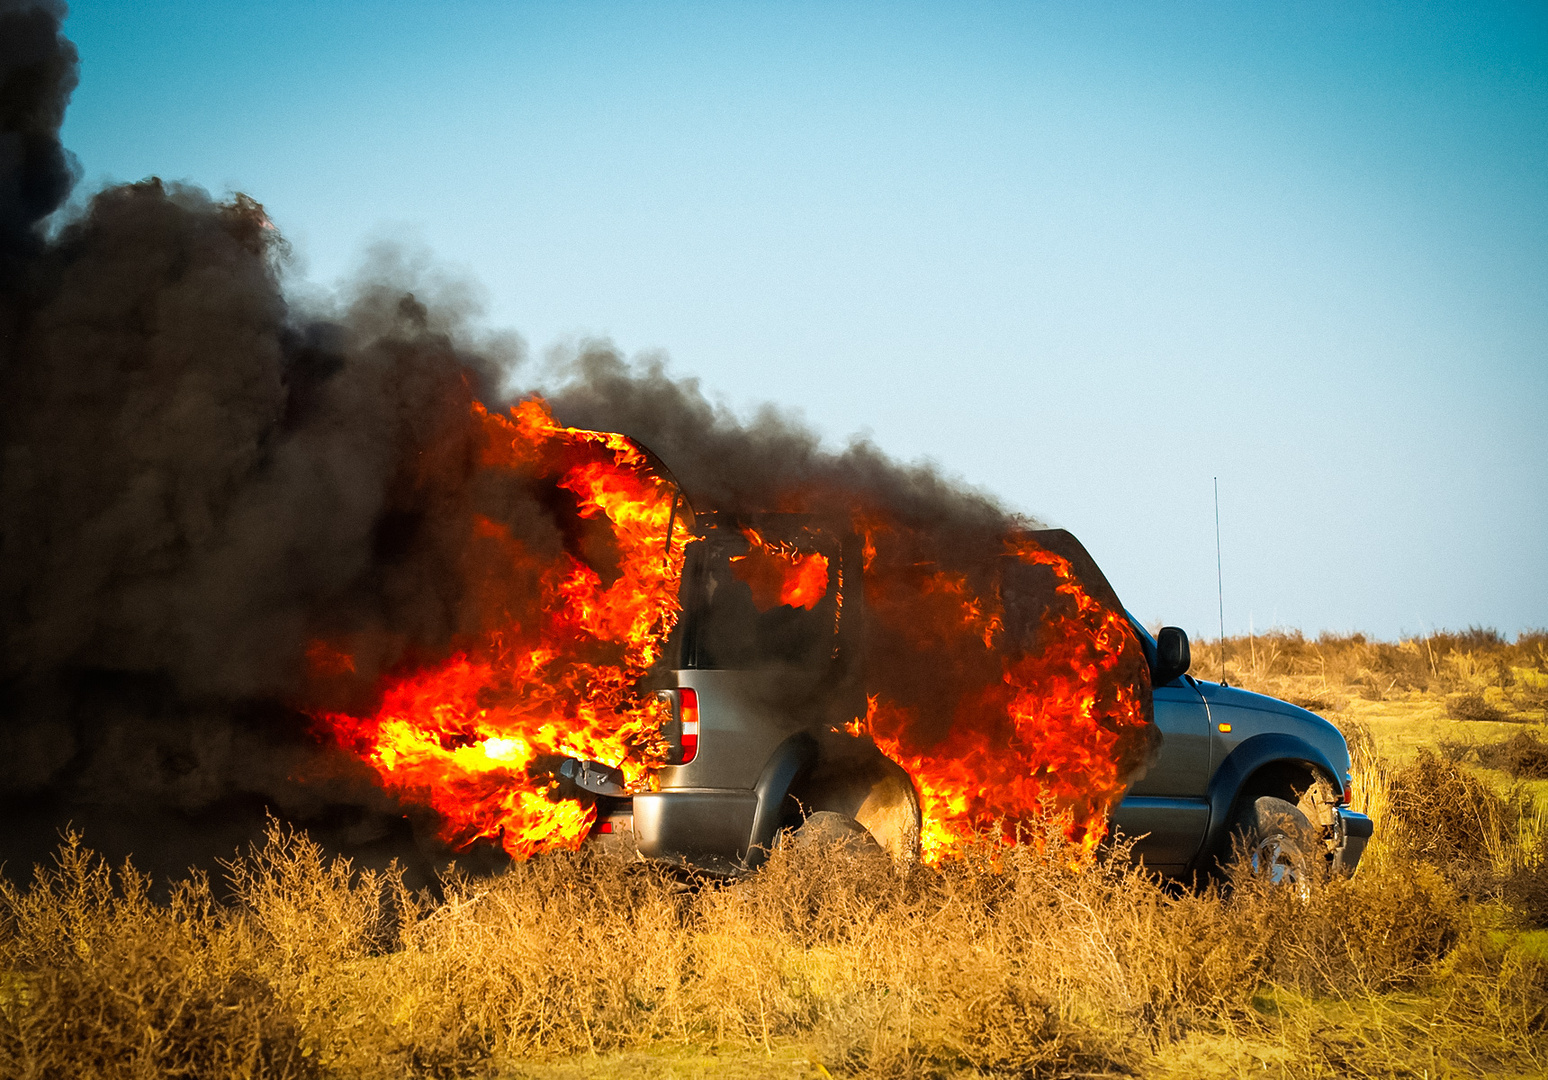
[[0, 178, 516, 884], [0, 0, 77, 272]]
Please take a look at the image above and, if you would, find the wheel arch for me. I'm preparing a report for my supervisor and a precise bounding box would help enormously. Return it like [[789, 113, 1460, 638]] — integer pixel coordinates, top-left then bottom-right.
[[1193, 733, 1341, 873], [777, 739, 922, 864], [744, 732, 818, 869]]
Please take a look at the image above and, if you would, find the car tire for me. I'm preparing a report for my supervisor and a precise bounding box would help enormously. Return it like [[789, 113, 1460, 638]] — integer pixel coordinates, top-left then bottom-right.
[[1230, 795, 1320, 890], [784, 752, 921, 864], [783, 810, 885, 856]]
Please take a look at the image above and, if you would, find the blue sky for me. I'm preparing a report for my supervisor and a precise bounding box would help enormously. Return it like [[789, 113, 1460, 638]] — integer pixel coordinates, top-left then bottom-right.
[[57, 1, 1547, 640]]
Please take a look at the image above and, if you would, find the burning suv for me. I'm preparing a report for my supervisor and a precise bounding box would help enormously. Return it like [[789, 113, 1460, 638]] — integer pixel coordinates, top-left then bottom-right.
[[583, 511, 1373, 884]]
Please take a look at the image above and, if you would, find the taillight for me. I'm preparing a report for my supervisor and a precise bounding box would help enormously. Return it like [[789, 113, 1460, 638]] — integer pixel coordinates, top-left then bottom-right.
[[678, 688, 699, 765]]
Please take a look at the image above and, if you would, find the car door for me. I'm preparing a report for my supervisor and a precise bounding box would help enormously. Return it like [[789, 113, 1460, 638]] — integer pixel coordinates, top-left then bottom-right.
[[1111, 674, 1212, 871]]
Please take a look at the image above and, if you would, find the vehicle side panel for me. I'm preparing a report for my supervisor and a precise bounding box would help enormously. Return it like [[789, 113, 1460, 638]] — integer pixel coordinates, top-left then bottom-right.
[[1114, 678, 1212, 869], [1112, 797, 1210, 871]]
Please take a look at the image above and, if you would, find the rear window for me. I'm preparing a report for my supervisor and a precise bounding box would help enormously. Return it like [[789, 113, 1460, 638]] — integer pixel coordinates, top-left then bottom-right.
[[674, 515, 848, 671]]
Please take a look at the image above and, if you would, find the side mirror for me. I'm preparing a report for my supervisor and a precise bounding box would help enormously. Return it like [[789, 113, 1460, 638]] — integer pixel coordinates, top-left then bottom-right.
[[1155, 626, 1190, 685]]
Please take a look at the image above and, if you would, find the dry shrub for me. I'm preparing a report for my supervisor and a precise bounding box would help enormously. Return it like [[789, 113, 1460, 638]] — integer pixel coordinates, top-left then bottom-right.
[[1340, 719, 1387, 820], [1499, 799, 1548, 929], [0, 833, 309, 1080], [1447, 691, 1508, 723], [1377, 744, 1548, 931], [1513, 677, 1548, 715], [1384, 749, 1517, 871], [683, 822, 1517, 1077], [698, 831, 1148, 1076], [1190, 626, 1548, 712], [4, 808, 1548, 1078], [1224, 857, 1462, 993], [1475, 729, 1548, 780], [1502, 857, 1548, 929], [274, 845, 696, 1075]]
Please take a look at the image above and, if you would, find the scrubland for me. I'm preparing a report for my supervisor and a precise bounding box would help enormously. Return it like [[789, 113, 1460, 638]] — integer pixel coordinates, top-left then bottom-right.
[[3, 630, 1547, 1080]]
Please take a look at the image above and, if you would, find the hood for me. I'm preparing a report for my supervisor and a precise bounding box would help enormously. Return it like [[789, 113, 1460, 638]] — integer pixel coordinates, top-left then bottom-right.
[[1193, 681, 1322, 721], [1193, 679, 1351, 774]]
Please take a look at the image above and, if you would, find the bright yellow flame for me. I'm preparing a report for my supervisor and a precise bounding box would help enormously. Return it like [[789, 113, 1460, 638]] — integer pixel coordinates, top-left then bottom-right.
[[483, 737, 519, 760]]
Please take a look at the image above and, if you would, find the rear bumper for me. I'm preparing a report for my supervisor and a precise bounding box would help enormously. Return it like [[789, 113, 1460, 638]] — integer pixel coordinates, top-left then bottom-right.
[[1334, 808, 1373, 872], [626, 789, 759, 871]]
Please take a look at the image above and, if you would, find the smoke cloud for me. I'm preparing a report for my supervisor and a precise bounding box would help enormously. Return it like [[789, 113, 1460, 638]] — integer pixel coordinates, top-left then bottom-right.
[[0, 176, 516, 883]]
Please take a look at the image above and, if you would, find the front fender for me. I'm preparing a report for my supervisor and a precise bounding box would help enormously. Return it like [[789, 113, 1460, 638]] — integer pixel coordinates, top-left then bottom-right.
[[1193, 732, 1341, 873]]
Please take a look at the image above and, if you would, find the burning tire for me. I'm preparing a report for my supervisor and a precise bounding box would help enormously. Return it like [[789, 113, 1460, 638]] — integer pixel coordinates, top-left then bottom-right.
[[850, 766, 921, 864], [1230, 796, 1320, 889]]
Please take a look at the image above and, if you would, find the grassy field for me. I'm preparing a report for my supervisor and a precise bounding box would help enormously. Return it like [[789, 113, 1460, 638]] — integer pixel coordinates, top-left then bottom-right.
[[1192, 627, 1548, 800], [3, 630, 1546, 1079]]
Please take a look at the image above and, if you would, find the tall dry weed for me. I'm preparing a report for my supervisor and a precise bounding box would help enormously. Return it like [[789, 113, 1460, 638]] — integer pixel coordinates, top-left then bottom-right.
[[0, 833, 309, 1080], [4, 785, 1548, 1078]]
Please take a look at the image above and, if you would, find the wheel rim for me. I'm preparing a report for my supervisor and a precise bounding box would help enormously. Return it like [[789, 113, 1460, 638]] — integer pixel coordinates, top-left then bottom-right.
[[1253, 835, 1296, 881], [1251, 834, 1310, 896]]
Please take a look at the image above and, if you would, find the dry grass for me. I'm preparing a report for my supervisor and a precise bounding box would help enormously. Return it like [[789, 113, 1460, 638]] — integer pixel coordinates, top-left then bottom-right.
[[4, 817, 1545, 1077], [4, 629, 1548, 1079], [1190, 626, 1548, 723], [1458, 730, 1548, 781]]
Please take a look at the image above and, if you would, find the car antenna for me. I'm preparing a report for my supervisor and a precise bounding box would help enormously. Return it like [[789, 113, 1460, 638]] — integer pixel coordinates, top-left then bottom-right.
[[1215, 476, 1227, 686]]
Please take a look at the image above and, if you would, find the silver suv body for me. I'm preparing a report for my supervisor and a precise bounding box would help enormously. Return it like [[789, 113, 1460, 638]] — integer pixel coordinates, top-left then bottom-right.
[[588, 515, 1372, 879]]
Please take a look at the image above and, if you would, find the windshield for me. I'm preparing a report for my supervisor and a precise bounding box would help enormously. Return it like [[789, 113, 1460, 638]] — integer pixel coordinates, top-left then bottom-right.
[[1124, 610, 1159, 674]]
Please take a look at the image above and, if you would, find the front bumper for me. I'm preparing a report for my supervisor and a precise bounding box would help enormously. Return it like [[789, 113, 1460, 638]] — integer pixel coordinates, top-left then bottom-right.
[[1334, 808, 1373, 872]]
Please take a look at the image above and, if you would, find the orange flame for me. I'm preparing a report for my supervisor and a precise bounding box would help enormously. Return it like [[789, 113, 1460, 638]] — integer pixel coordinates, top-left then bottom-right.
[[311, 399, 688, 859], [729, 527, 831, 610], [855, 534, 1151, 863]]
